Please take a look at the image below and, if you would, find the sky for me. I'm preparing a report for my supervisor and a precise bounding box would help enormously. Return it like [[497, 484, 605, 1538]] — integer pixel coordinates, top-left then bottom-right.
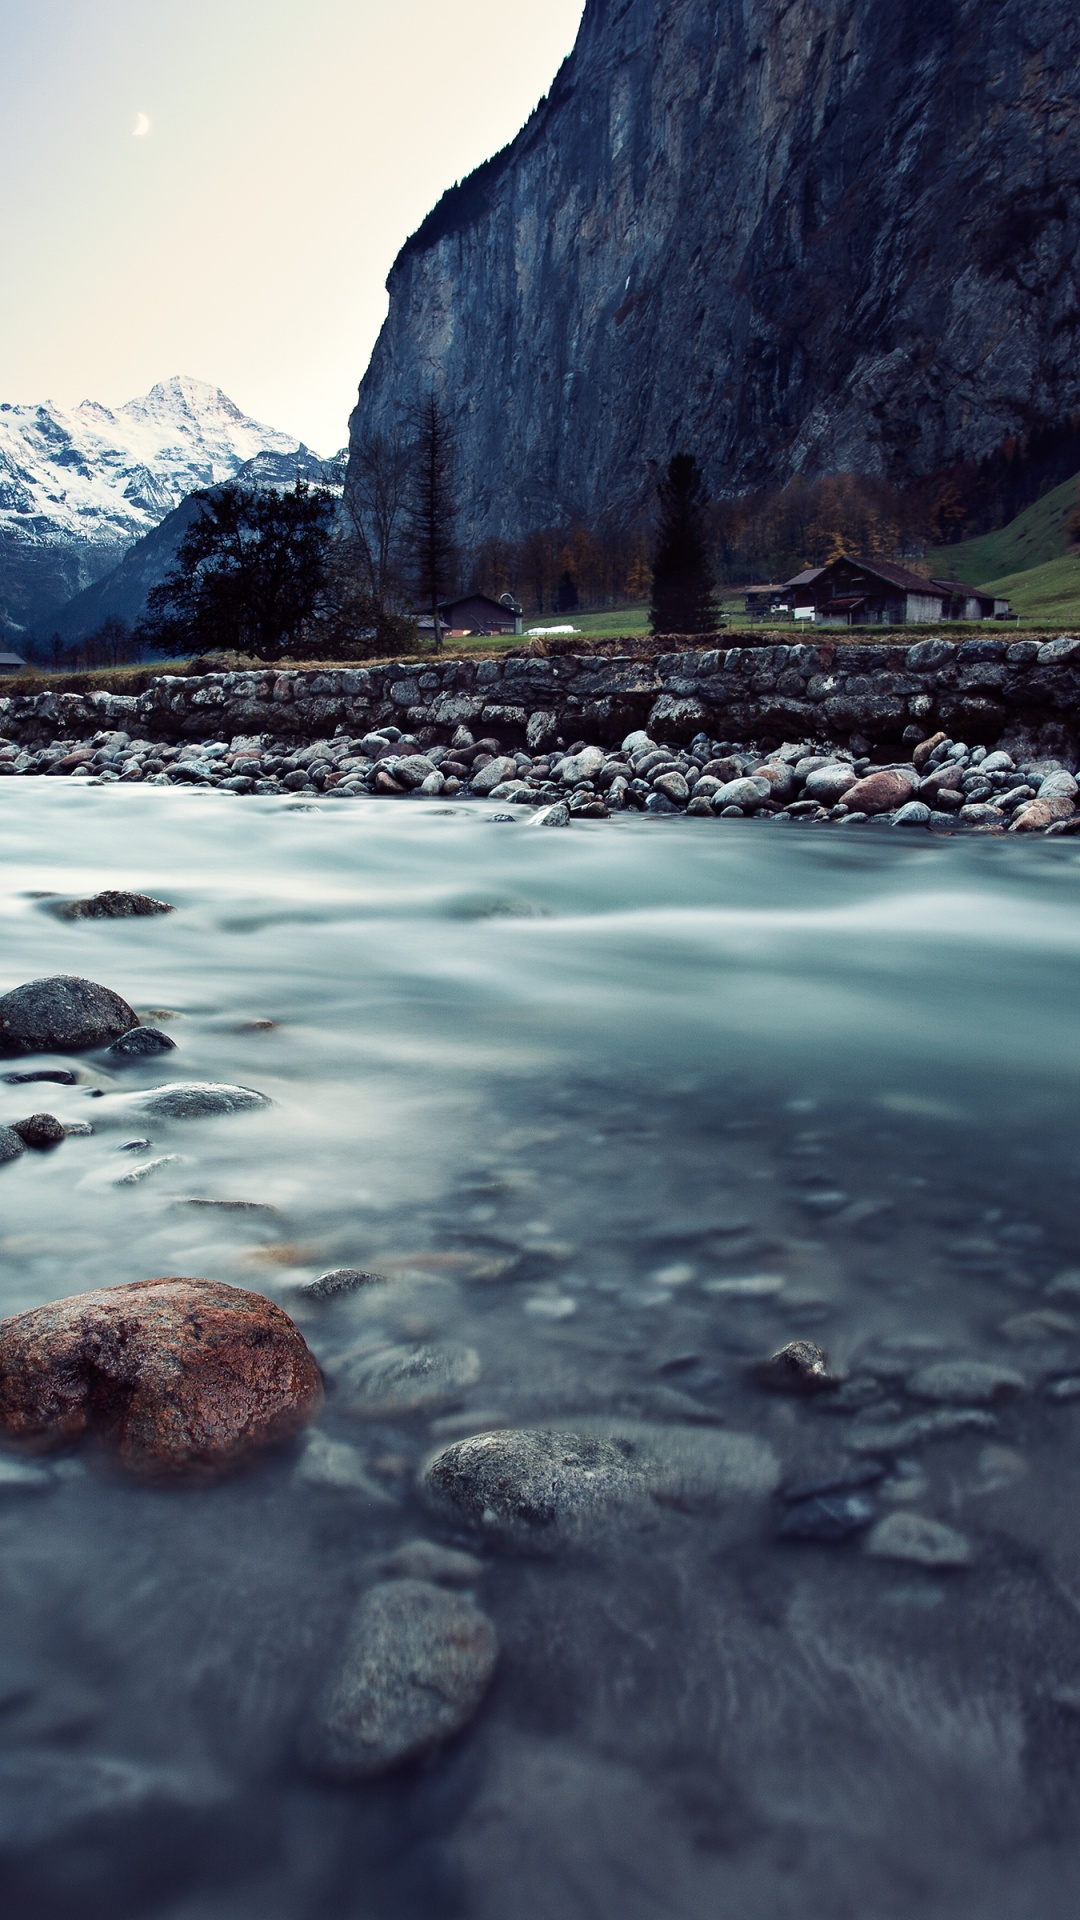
[[0, 0, 586, 454]]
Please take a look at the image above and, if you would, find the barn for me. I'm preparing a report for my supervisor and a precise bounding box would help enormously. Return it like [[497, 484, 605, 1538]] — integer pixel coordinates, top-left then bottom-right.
[[780, 556, 1011, 626]]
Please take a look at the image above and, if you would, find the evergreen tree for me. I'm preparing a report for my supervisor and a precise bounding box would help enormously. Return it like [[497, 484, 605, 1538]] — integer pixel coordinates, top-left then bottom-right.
[[140, 480, 335, 662], [405, 394, 458, 651], [649, 453, 719, 635], [556, 569, 580, 613]]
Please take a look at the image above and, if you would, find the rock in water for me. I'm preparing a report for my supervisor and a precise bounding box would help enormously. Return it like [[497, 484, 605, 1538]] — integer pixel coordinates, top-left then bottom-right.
[[336, 1341, 481, 1416], [0, 975, 136, 1055], [864, 1511, 973, 1568], [12, 1113, 65, 1150], [108, 1027, 177, 1058], [301, 1579, 497, 1778], [57, 891, 174, 920], [297, 1268, 388, 1300], [421, 1428, 644, 1547], [0, 1127, 25, 1166], [753, 1340, 839, 1394], [0, 1278, 323, 1479], [112, 1083, 269, 1119]]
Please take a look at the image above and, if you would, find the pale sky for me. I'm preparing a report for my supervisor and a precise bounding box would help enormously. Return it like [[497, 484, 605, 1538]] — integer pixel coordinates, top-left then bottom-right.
[[0, 0, 585, 453]]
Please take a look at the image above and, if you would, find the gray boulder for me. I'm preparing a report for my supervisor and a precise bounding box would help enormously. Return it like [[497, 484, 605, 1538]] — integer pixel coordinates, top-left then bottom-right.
[[336, 1340, 481, 1417], [301, 1579, 497, 1778], [0, 975, 137, 1055]]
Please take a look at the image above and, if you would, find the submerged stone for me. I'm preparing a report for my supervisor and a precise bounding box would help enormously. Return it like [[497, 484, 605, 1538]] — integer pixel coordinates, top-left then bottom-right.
[[301, 1578, 497, 1778], [336, 1340, 481, 1417], [57, 891, 174, 920], [864, 1511, 974, 1567], [753, 1340, 839, 1394]]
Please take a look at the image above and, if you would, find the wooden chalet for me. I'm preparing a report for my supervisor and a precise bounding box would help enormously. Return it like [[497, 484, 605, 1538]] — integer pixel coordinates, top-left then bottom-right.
[[0, 651, 26, 675], [413, 592, 523, 638], [780, 556, 1012, 626]]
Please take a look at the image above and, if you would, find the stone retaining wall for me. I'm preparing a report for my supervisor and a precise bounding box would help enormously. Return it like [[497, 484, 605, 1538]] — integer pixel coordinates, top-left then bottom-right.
[[3, 636, 1080, 758]]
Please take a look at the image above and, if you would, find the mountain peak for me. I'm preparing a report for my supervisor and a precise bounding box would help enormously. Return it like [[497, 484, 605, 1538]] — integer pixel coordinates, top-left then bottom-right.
[[0, 378, 311, 635]]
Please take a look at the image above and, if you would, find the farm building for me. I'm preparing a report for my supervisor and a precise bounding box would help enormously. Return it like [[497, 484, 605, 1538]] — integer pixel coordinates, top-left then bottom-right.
[[779, 557, 1011, 626], [413, 593, 523, 637]]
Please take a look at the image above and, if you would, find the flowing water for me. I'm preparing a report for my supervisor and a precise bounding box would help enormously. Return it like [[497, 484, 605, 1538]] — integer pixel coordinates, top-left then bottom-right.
[[3, 783, 1080, 1919]]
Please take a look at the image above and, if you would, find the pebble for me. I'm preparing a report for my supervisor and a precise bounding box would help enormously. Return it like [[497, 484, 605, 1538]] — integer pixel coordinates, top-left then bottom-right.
[[297, 1267, 388, 1299], [372, 1539, 485, 1583], [113, 1082, 270, 1119], [842, 1408, 996, 1453], [421, 1427, 642, 1546], [57, 890, 174, 919], [999, 1309, 1077, 1343], [0, 1125, 25, 1165], [863, 1511, 973, 1567], [752, 1340, 839, 1394], [336, 1340, 482, 1416], [802, 763, 857, 803], [300, 1578, 497, 1777], [892, 800, 931, 827], [12, 1112, 65, 1149], [906, 1359, 1025, 1404], [293, 1431, 397, 1502], [778, 1491, 876, 1542], [108, 1026, 177, 1058], [841, 769, 914, 814], [0, 1277, 322, 1479], [113, 1154, 183, 1185], [0, 974, 136, 1054], [531, 801, 571, 826], [2, 1067, 78, 1085]]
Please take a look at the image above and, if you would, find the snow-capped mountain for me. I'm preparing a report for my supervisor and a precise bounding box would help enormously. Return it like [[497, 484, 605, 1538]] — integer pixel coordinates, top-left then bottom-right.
[[0, 375, 314, 634]]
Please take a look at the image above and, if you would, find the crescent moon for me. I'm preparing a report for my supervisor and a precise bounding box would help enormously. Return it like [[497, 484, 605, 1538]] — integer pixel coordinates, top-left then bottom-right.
[[133, 112, 151, 137]]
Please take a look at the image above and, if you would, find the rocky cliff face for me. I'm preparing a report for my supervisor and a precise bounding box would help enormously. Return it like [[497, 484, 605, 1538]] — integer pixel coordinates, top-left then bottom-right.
[[349, 0, 1080, 544]]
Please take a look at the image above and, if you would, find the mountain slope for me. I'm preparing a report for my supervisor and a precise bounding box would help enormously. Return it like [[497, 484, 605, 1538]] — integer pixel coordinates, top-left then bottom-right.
[[349, 0, 1080, 548], [931, 474, 1080, 587], [0, 376, 309, 635], [48, 448, 343, 643]]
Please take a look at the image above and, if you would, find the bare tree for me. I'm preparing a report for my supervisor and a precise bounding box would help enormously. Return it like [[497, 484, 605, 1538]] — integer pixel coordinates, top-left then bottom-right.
[[342, 430, 411, 608], [404, 393, 458, 652]]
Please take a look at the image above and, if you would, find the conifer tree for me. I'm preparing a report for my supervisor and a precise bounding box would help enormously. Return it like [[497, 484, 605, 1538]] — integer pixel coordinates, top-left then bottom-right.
[[406, 393, 458, 651], [649, 453, 719, 635]]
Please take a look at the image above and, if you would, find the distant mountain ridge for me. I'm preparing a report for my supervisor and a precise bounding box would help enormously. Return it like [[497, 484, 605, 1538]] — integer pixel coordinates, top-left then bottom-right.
[[49, 446, 342, 644], [0, 375, 313, 636]]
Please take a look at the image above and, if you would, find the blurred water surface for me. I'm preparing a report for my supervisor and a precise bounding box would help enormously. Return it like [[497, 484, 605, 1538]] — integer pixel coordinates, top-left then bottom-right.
[[2, 784, 1080, 1919]]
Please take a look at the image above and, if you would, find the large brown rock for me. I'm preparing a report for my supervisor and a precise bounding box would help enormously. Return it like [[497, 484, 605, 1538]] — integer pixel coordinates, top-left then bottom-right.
[[1010, 796, 1076, 831], [0, 975, 136, 1055], [841, 769, 915, 815], [0, 1278, 322, 1479]]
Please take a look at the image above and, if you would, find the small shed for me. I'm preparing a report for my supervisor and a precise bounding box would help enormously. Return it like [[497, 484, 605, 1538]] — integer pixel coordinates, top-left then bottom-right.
[[436, 593, 523, 636], [0, 651, 26, 675]]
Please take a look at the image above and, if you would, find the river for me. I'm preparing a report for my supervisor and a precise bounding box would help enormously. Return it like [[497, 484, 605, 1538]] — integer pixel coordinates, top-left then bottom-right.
[[2, 783, 1080, 1919]]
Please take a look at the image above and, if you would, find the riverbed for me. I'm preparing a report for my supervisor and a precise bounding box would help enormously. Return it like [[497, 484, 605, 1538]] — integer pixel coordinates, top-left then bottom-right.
[[3, 783, 1080, 1919]]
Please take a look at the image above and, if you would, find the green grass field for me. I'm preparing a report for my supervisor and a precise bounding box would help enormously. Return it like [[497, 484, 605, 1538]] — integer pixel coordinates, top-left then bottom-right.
[[930, 473, 1080, 624]]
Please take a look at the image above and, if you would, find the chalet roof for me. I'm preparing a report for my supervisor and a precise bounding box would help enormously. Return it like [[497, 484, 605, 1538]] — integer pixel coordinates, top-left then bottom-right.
[[0, 652, 26, 666], [928, 576, 994, 598], [784, 567, 826, 587], [839, 556, 947, 596], [437, 591, 522, 615]]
